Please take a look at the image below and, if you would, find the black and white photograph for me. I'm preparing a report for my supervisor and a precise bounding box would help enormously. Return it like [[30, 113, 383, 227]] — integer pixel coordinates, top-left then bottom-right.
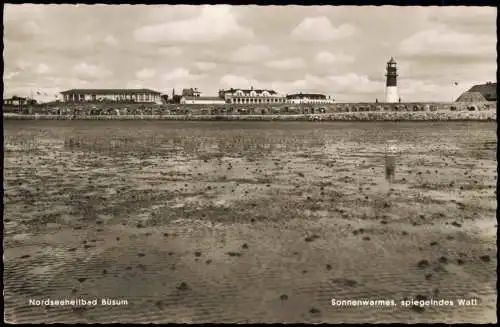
[[3, 3, 497, 324]]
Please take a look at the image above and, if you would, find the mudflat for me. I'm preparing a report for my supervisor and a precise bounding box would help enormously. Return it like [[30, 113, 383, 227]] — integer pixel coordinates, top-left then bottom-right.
[[3, 120, 497, 323]]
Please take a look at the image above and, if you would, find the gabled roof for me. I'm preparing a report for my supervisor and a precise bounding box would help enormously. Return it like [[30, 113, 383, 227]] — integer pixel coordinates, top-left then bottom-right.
[[5, 96, 28, 100], [456, 91, 487, 102], [222, 88, 277, 95], [466, 82, 497, 101], [182, 88, 200, 96], [60, 88, 161, 95]]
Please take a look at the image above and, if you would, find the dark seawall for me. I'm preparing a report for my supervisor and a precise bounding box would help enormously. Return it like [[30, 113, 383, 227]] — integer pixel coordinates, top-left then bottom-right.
[[4, 111, 496, 121]]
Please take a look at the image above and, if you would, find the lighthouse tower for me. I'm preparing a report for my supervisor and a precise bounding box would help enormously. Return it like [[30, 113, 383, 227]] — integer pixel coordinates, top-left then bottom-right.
[[385, 57, 399, 103]]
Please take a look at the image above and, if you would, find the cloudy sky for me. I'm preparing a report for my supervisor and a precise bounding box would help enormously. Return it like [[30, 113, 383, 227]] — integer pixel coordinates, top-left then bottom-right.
[[3, 4, 497, 102]]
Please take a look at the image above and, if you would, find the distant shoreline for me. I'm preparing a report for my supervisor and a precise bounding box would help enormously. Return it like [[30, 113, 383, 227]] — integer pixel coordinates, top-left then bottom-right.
[[3, 112, 496, 122]]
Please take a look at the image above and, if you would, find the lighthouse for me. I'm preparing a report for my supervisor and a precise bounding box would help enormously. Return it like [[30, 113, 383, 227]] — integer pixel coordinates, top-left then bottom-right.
[[385, 57, 399, 103]]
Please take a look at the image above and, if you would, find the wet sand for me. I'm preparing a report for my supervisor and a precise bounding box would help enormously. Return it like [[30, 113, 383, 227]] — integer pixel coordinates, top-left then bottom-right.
[[3, 120, 497, 323]]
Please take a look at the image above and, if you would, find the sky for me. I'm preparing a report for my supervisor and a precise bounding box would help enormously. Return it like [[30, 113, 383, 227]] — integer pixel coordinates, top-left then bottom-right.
[[3, 4, 497, 102]]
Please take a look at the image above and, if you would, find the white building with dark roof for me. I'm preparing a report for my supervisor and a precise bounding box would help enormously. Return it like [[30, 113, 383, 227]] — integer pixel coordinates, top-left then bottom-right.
[[3, 96, 33, 106], [60, 88, 162, 104], [219, 87, 286, 104], [286, 93, 334, 104], [177, 87, 226, 104]]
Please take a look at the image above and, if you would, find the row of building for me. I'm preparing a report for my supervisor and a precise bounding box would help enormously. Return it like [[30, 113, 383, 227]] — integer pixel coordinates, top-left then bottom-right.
[[3, 87, 336, 106], [178, 87, 334, 105], [4, 82, 496, 107]]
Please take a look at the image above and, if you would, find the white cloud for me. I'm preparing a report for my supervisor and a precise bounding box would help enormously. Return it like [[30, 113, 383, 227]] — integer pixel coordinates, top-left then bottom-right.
[[270, 75, 326, 94], [290, 17, 356, 42], [72, 62, 112, 80], [193, 61, 217, 71], [134, 5, 254, 44], [162, 68, 206, 82], [229, 44, 274, 63], [4, 4, 45, 22], [5, 20, 42, 41], [125, 80, 160, 91], [220, 74, 259, 89], [157, 46, 184, 56], [265, 58, 305, 70], [126, 80, 145, 89], [48, 77, 91, 88], [31, 88, 61, 103], [136, 68, 156, 80], [426, 7, 496, 28], [104, 35, 118, 47], [327, 73, 380, 93], [35, 63, 50, 74], [15, 59, 33, 70], [4, 71, 20, 80], [315, 51, 355, 64], [21, 20, 41, 34], [201, 49, 217, 57], [399, 25, 496, 58], [399, 78, 471, 102], [162, 68, 189, 81]]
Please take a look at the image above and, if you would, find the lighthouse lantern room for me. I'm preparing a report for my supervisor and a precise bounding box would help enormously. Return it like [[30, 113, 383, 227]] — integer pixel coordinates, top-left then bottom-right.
[[385, 57, 399, 103]]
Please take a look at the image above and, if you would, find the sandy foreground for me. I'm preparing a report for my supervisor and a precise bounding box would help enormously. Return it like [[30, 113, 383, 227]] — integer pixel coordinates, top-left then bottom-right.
[[3, 121, 497, 323]]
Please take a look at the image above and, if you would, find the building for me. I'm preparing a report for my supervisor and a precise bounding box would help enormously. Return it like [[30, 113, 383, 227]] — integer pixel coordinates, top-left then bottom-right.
[[219, 87, 286, 104], [180, 96, 226, 105], [176, 87, 225, 104], [286, 93, 334, 104], [3, 96, 35, 106], [182, 88, 201, 97], [456, 82, 497, 102], [385, 57, 399, 103], [60, 88, 162, 104]]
